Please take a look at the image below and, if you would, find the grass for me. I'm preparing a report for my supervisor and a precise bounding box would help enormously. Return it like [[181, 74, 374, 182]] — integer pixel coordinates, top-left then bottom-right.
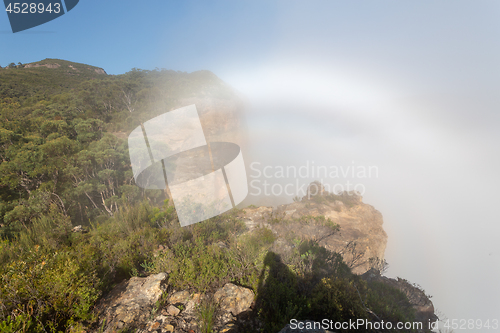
[[196, 295, 219, 333]]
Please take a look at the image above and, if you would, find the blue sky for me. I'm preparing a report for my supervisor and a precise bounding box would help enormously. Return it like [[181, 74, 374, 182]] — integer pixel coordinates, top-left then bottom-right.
[[1, 1, 280, 74], [2, 0, 500, 327]]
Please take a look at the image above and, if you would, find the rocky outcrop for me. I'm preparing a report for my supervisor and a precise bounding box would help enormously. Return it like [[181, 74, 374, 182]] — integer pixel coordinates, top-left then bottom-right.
[[95, 273, 167, 332], [68, 65, 80, 72], [92, 67, 107, 75], [24, 63, 61, 69], [93, 280, 254, 333], [238, 184, 387, 274], [23, 62, 107, 74], [214, 283, 255, 316], [178, 95, 247, 151]]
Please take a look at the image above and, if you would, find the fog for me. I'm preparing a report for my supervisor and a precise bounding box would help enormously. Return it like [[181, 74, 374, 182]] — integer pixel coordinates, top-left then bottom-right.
[[227, 60, 500, 327], [216, 1, 500, 326]]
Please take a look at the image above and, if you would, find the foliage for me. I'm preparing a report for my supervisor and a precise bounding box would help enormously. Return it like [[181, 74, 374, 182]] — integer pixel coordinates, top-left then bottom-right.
[[295, 214, 340, 231], [237, 226, 275, 264], [363, 279, 418, 327], [309, 277, 368, 322], [0, 246, 101, 332], [148, 215, 250, 292], [0, 59, 239, 235]]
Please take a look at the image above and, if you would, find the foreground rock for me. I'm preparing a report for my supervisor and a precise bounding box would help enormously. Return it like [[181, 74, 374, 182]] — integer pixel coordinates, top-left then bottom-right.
[[95, 273, 167, 332], [94, 280, 254, 333], [214, 283, 255, 316]]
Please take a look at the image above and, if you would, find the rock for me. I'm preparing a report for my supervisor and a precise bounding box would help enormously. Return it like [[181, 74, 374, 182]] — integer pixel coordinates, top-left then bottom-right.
[[68, 65, 80, 72], [24, 63, 61, 69], [168, 290, 190, 304], [216, 241, 228, 249], [305, 181, 326, 199], [94, 273, 167, 333], [184, 293, 202, 313], [94, 68, 107, 75], [178, 95, 247, 150], [214, 283, 254, 316], [239, 206, 273, 232], [148, 321, 160, 330], [166, 305, 180, 316], [71, 225, 87, 233], [219, 322, 237, 332]]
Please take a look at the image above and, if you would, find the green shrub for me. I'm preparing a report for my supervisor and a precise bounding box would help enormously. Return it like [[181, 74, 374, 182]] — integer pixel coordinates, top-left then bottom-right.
[[308, 277, 367, 323], [152, 237, 244, 292], [16, 205, 72, 251], [364, 280, 417, 326], [237, 226, 275, 264], [0, 248, 101, 332]]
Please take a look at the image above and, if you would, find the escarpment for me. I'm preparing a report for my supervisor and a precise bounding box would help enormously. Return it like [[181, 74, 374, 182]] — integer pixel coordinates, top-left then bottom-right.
[[238, 181, 388, 275]]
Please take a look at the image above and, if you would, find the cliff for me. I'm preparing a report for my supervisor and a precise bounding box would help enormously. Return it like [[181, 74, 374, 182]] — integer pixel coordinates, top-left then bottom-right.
[[240, 181, 387, 275]]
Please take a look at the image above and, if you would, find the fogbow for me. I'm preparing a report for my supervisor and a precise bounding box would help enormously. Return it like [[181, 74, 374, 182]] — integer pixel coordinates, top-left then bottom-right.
[[128, 105, 248, 226]]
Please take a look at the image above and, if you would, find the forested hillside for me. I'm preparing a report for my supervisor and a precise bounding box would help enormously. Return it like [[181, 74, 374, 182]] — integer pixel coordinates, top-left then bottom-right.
[[0, 60, 433, 333], [0, 59, 237, 235]]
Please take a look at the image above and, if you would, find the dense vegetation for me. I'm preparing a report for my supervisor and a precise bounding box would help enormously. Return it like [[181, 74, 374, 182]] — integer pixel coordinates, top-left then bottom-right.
[[0, 60, 423, 332], [0, 59, 234, 233]]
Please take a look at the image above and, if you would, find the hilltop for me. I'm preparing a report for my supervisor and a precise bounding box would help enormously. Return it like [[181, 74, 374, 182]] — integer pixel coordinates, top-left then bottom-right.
[[0, 59, 107, 97]]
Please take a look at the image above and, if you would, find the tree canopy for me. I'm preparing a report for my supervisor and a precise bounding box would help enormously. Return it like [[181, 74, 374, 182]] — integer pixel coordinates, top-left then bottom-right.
[[0, 59, 237, 237]]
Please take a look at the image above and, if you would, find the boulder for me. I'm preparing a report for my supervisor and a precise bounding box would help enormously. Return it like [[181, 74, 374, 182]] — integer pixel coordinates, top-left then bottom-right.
[[166, 304, 181, 316], [214, 283, 254, 316], [94, 272, 167, 332], [71, 225, 87, 233], [305, 181, 326, 199], [168, 290, 191, 305]]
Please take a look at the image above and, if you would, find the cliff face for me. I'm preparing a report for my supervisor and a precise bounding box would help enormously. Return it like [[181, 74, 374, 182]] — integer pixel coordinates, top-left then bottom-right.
[[239, 182, 388, 275], [22, 59, 107, 74]]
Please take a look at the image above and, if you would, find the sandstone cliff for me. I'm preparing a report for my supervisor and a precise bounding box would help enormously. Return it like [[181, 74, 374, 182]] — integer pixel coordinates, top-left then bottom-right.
[[239, 181, 387, 275]]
